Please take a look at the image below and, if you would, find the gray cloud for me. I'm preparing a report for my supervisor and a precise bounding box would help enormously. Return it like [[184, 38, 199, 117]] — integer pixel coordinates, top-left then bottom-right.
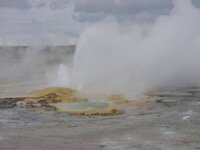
[[0, 0, 200, 45], [74, 0, 173, 14], [50, 0, 73, 10], [73, 0, 200, 22], [0, 0, 32, 9], [72, 0, 174, 23]]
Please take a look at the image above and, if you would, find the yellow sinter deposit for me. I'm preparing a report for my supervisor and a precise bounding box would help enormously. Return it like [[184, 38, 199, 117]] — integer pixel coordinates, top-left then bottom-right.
[[29, 87, 121, 115], [30, 87, 87, 103]]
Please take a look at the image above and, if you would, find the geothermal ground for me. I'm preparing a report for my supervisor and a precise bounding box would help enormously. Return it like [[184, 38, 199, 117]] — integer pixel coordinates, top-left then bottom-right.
[[0, 46, 200, 150], [0, 85, 200, 150]]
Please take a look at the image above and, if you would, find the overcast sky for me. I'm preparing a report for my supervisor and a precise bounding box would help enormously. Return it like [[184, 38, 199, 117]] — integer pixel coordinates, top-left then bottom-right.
[[0, 0, 199, 45]]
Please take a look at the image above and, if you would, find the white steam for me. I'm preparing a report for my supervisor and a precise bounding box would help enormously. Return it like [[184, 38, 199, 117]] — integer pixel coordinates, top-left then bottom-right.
[[70, 0, 200, 97], [49, 64, 70, 87]]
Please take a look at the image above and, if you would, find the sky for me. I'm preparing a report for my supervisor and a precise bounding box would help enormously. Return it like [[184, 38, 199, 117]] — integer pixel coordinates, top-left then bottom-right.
[[0, 0, 199, 45]]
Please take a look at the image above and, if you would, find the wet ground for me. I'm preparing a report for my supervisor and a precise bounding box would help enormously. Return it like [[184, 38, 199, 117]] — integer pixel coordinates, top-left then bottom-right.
[[0, 87, 200, 150]]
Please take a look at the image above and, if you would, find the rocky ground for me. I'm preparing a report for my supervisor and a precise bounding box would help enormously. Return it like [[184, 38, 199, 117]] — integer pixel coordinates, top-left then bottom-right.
[[0, 87, 200, 150]]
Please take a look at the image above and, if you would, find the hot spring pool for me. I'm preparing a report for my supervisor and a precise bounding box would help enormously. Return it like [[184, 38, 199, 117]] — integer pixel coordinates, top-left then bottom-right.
[[51, 101, 119, 115]]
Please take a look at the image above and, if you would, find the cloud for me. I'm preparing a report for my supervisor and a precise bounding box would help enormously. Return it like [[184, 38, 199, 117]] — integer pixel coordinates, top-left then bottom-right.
[[0, 0, 81, 45], [0, 0, 32, 9], [0, 0, 200, 45], [74, 0, 173, 14], [73, 0, 173, 22]]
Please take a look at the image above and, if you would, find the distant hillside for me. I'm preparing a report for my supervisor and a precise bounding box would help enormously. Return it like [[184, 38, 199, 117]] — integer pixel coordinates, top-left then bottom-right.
[[0, 45, 76, 54], [0, 45, 76, 65]]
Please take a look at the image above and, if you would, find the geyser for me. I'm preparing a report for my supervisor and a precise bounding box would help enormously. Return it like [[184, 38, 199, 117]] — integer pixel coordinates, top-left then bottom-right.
[[69, 0, 200, 97]]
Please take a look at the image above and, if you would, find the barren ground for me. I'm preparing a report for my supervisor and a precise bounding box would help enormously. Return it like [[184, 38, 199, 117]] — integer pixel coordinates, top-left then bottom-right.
[[0, 86, 200, 150]]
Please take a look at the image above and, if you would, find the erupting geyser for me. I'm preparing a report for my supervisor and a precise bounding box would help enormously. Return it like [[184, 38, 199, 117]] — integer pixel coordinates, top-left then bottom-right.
[[69, 0, 200, 98]]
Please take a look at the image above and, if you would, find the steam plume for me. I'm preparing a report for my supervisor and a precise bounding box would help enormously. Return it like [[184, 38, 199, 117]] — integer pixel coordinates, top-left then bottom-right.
[[71, 0, 200, 97]]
